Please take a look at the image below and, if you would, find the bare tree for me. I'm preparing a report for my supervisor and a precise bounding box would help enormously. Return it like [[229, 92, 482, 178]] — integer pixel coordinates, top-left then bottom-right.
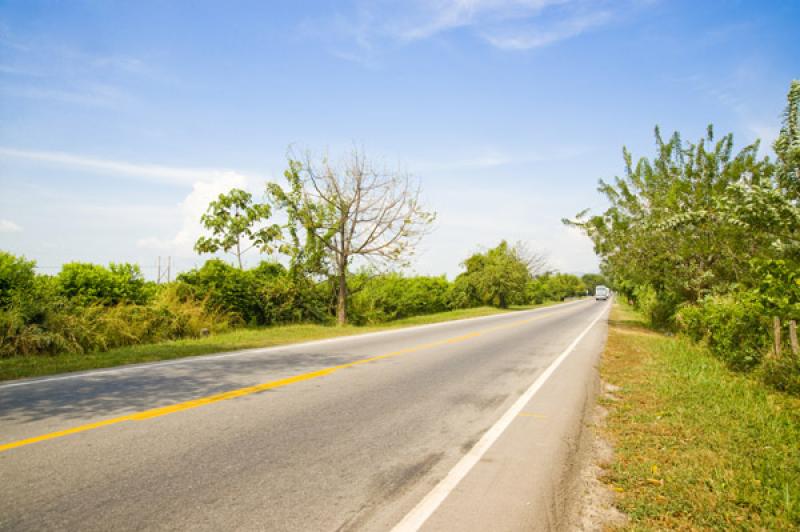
[[268, 148, 435, 325], [513, 241, 550, 277]]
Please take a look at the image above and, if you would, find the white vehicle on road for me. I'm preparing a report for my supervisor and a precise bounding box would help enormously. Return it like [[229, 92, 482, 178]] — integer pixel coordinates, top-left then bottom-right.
[[595, 285, 610, 300]]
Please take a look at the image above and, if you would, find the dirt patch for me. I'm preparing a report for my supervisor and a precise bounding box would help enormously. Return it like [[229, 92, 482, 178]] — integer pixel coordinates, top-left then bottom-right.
[[569, 382, 627, 531]]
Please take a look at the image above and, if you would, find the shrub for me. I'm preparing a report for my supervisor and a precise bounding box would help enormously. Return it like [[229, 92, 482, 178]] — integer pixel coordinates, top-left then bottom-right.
[[0, 252, 230, 358], [455, 241, 530, 308], [447, 275, 477, 309], [57, 262, 151, 305], [676, 293, 768, 370], [0, 283, 229, 358], [760, 355, 800, 396], [526, 273, 586, 304], [178, 259, 265, 324], [177, 259, 327, 326], [0, 251, 36, 308], [259, 274, 328, 324], [350, 274, 452, 324], [634, 284, 679, 329]]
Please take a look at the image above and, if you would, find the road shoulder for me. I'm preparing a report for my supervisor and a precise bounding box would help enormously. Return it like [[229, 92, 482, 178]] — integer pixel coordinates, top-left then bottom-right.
[[406, 303, 610, 531]]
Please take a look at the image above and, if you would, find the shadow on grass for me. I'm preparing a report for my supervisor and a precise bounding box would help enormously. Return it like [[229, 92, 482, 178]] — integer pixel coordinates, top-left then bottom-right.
[[608, 318, 652, 334], [608, 318, 648, 327]]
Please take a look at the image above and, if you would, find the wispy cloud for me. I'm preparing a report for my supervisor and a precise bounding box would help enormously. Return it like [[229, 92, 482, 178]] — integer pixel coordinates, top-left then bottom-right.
[[481, 9, 612, 50], [0, 27, 163, 109], [413, 144, 589, 172], [0, 64, 45, 76], [0, 146, 257, 258], [308, 0, 626, 64], [0, 83, 133, 108], [0, 219, 22, 233], [0, 147, 253, 187], [390, 0, 568, 41]]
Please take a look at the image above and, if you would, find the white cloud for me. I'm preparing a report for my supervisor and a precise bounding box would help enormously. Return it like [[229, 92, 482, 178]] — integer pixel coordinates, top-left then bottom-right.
[[136, 172, 250, 257], [391, 0, 569, 41], [481, 9, 612, 50], [0, 83, 133, 108], [0, 219, 22, 233], [411, 144, 589, 172], [0, 146, 258, 260], [311, 0, 622, 63], [0, 147, 249, 186]]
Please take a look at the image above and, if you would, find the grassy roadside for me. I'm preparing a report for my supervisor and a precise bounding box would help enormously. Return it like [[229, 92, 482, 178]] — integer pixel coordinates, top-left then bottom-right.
[[600, 302, 800, 530], [0, 301, 563, 382]]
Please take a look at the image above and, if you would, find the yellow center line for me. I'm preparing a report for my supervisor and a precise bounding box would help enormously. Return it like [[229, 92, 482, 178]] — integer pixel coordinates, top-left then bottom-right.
[[0, 308, 575, 453]]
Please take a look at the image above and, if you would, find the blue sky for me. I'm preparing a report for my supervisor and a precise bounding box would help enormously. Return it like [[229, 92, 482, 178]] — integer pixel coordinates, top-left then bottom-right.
[[0, 0, 797, 278]]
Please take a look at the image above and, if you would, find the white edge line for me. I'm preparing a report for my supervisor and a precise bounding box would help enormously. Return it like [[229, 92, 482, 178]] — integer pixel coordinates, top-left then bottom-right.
[[0, 299, 593, 389], [391, 299, 611, 532]]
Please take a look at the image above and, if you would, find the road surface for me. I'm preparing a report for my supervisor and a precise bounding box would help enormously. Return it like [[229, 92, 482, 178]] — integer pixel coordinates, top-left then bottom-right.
[[0, 298, 610, 531]]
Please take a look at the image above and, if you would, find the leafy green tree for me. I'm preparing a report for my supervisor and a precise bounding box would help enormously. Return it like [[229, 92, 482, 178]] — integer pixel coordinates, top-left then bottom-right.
[[580, 273, 607, 294], [455, 241, 530, 308], [565, 125, 775, 324], [526, 272, 586, 303], [195, 188, 280, 269], [774, 79, 800, 196]]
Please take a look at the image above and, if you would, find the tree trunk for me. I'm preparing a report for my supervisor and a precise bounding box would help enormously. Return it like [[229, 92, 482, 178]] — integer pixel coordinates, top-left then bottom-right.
[[336, 269, 347, 326], [236, 238, 243, 269]]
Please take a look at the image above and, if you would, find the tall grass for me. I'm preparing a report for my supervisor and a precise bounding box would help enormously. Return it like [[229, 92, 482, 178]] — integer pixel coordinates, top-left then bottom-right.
[[0, 285, 229, 358]]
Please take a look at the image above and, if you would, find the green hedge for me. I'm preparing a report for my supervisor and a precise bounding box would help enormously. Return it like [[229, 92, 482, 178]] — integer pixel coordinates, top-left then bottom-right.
[[348, 273, 452, 325]]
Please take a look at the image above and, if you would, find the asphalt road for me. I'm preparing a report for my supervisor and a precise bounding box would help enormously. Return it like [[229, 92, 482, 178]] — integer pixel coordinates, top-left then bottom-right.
[[0, 298, 610, 531]]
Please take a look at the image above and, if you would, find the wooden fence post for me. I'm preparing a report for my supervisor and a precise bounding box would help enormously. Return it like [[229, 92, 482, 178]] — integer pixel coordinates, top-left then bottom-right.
[[790, 320, 799, 356], [773, 317, 782, 359]]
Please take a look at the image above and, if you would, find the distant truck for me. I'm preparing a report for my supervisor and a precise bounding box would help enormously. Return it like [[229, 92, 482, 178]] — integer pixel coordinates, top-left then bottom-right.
[[595, 285, 610, 301]]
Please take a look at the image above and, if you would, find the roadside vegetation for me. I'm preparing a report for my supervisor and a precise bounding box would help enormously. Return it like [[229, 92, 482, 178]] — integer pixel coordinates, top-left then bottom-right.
[[0, 248, 584, 380], [569, 80, 800, 395], [600, 302, 800, 529], [0, 304, 556, 381], [1, 144, 605, 378]]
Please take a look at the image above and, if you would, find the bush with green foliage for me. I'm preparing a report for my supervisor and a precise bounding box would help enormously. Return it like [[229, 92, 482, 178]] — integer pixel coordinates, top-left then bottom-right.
[[57, 262, 152, 305], [0, 276, 226, 358], [349, 273, 451, 324], [178, 259, 265, 324], [0, 240, 593, 360], [454, 241, 530, 308], [0, 251, 36, 308], [677, 293, 767, 370], [0, 253, 228, 358], [177, 259, 327, 326], [526, 273, 587, 304]]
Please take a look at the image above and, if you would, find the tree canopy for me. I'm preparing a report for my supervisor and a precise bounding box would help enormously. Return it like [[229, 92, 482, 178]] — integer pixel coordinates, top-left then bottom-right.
[[195, 188, 280, 269], [566, 80, 800, 393]]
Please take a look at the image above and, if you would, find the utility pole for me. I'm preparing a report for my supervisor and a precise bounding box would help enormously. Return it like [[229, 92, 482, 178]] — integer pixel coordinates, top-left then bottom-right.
[[156, 256, 172, 284]]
